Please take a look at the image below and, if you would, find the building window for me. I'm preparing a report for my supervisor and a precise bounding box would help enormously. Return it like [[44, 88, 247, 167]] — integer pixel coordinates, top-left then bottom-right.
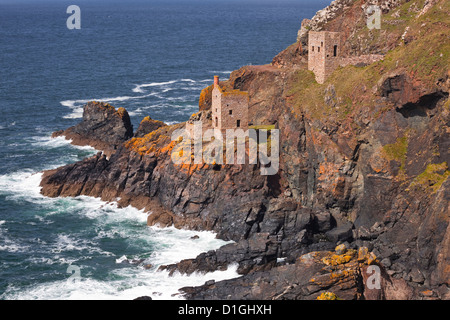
[[312, 46, 314, 52], [215, 117, 218, 127], [318, 46, 320, 52], [333, 45, 338, 57], [229, 110, 232, 115], [321, 41, 323, 47], [237, 120, 241, 128]]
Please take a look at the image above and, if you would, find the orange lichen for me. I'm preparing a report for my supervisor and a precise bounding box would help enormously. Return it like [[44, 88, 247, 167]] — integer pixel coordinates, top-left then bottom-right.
[[160, 140, 177, 154], [117, 107, 127, 118], [125, 127, 172, 156], [198, 86, 212, 110], [321, 248, 356, 267], [316, 292, 339, 300], [322, 254, 352, 266], [357, 247, 369, 262]]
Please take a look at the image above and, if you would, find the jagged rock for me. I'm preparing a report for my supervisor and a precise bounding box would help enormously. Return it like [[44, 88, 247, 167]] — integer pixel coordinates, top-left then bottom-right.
[[52, 101, 133, 157], [180, 246, 401, 300], [312, 211, 333, 233], [159, 232, 279, 277], [134, 116, 166, 138], [335, 243, 347, 255], [325, 222, 354, 243]]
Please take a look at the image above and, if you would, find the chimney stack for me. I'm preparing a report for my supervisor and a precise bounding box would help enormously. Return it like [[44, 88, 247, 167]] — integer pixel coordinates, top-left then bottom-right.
[[214, 75, 219, 87]]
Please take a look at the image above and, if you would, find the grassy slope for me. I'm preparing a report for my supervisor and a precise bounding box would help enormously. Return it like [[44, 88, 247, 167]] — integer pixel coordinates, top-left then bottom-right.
[[287, 0, 449, 121], [285, 0, 449, 189]]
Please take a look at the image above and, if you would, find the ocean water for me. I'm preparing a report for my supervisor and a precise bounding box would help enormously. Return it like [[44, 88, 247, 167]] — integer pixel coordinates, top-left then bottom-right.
[[0, 0, 328, 300]]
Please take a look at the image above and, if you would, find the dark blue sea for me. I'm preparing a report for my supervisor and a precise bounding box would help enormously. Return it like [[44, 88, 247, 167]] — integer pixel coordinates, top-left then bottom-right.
[[0, 0, 328, 299]]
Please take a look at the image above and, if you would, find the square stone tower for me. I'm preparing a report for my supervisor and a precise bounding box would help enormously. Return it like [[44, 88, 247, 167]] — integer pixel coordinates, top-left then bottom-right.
[[308, 31, 341, 84], [211, 76, 249, 131]]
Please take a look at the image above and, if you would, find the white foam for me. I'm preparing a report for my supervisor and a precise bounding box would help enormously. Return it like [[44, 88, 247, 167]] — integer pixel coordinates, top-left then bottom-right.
[[210, 71, 233, 74], [28, 135, 97, 170], [51, 234, 113, 257], [132, 81, 177, 93], [0, 240, 27, 253], [31, 135, 72, 149], [61, 93, 157, 119], [73, 198, 149, 224], [0, 170, 43, 200], [0, 163, 239, 300], [60, 99, 90, 109], [1, 263, 239, 300], [63, 107, 84, 119], [0, 223, 30, 253], [147, 226, 232, 266], [0, 195, 239, 300], [128, 107, 143, 117]]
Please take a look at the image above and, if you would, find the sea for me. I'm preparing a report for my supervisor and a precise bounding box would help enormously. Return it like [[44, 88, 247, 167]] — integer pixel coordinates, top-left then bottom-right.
[[0, 0, 328, 300]]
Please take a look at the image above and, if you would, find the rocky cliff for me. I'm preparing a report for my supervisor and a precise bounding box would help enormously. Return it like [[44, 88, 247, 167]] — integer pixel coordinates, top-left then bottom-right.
[[40, 0, 449, 300]]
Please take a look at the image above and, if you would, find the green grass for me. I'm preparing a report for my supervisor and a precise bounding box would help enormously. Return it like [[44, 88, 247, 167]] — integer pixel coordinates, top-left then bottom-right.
[[382, 136, 409, 175], [408, 162, 450, 193]]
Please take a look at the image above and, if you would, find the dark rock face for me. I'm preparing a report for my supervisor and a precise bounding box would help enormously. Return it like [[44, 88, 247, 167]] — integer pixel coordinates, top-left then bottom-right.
[[180, 246, 415, 300], [53, 101, 133, 156]]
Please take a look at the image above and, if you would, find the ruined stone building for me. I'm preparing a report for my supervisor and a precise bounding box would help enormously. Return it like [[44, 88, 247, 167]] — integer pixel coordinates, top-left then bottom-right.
[[308, 31, 341, 84], [212, 76, 249, 131]]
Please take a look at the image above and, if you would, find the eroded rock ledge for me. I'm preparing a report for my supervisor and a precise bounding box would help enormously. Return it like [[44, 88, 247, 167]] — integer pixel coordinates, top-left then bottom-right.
[[53, 101, 134, 157]]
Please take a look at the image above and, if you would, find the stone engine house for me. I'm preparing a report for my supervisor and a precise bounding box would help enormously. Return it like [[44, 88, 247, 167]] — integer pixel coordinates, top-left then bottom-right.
[[212, 76, 249, 131], [308, 31, 341, 84]]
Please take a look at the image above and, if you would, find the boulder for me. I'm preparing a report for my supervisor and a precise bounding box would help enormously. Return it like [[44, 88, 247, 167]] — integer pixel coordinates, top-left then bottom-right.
[[53, 101, 133, 156], [325, 222, 354, 243], [134, 116, 167, 138]]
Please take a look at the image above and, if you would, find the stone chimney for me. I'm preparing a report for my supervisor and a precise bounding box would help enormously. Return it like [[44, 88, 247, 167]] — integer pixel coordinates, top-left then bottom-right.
[[214, 75, 219, 87]]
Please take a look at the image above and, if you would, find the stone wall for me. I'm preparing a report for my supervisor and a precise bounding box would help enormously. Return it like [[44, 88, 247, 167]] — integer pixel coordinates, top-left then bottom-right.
[[212, 86, 249, 131], [219, 93, 249, 130]]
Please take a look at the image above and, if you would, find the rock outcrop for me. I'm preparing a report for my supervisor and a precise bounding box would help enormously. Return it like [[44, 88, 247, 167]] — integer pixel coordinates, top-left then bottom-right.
[[180, 244, 416, 300], [52, 101, 133, 157], [134, 116, 167, 138], [40, 0, 449, 300]]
